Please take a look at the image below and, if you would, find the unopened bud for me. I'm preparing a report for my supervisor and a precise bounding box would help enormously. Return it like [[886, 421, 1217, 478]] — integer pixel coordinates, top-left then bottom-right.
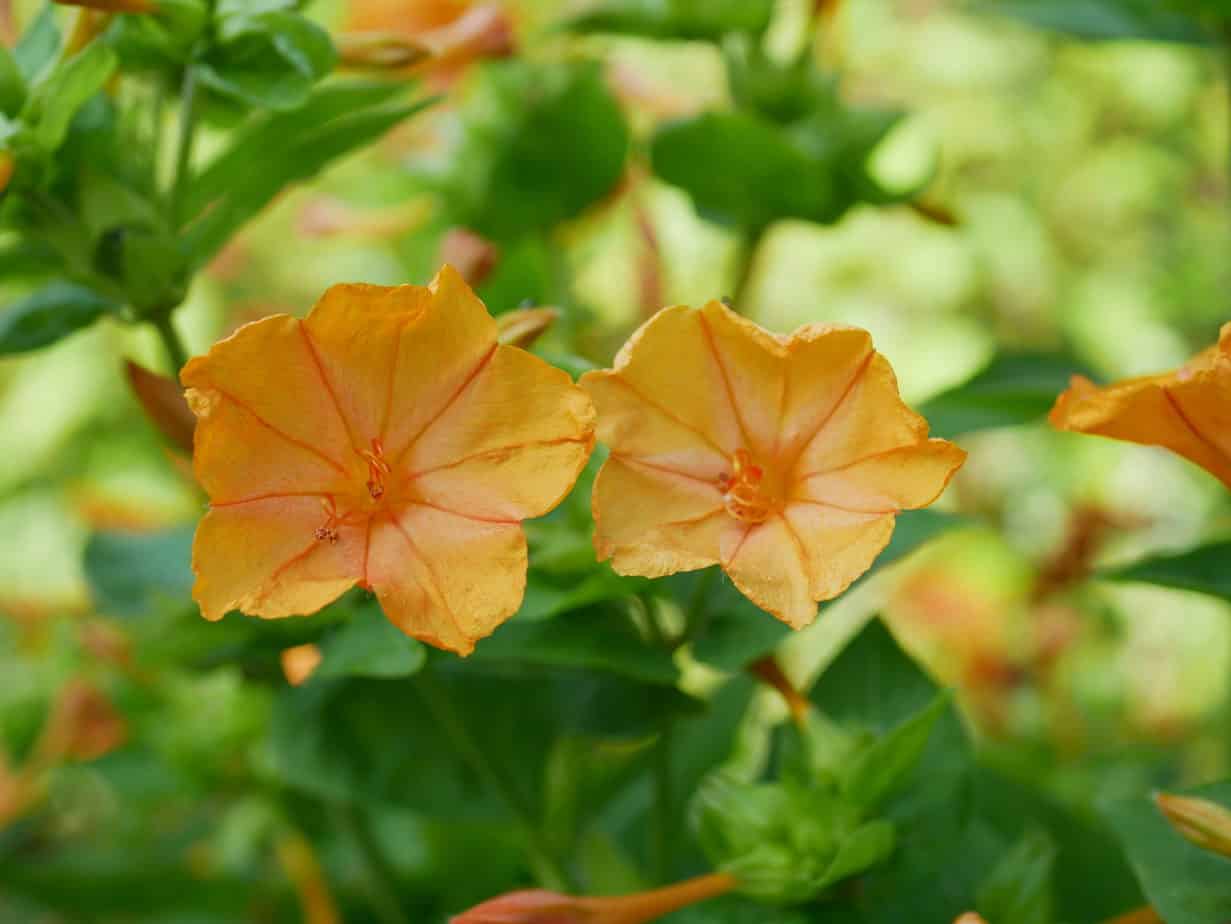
[[497, 308, 558, 350], [126, 360, 196, 453], [439, 229, 500, 287], [337, 32, 433, 71], [953, 915, 988, 924], [1155, 791, 1231, 860]]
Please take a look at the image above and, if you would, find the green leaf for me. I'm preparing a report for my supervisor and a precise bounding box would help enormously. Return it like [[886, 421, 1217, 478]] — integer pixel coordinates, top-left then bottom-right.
[[0, 282, 118, 355], [841, 693, 949, 812], [564, 0, 775, 40], [1101, 540, 1231, 600], [473, 606, 679, 685], [1102, 782, 1231, 924], [917, 352, 1091, 438], [183, 89, 434, 265], [820, 820, 897, 890], [979, 0, 1214, 44], [652, 111, 833, 230], [0, 46, 26, 117], [198, 12, 336, 111], [438, 60, 629, 241], [26, 42, 118, 151], [105, 0, 209, 72], [316, 602, 427, 679], [13, 6, 60, 84], [83, 526, 195, 619], [685, 509, 964, 671], [975, 828, 1058, 924]]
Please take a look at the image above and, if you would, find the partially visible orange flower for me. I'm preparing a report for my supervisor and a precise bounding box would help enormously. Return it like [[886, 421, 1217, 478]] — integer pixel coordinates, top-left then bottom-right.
[[182, 265, 595, 655], [345, 0, 514, 85], [1049, 324, 1231, 489], [581, 303, 965, 629], [281, 643, 323, 686]]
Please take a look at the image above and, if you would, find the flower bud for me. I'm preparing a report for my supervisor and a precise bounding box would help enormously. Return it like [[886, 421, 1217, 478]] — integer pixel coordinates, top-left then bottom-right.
[[337, 32, 433, 71], [54, 0, 155, 11], [1155, 791, 1231, 860], [281, 644, 323, 687], [439, 228, 500, 287], [497, 308, 558, 350], [126, 361, 196, 453]]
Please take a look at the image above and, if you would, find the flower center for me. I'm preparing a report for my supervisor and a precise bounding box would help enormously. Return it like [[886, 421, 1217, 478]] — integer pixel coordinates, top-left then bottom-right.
[[361, 438, 392, 500], [312, 439, 399, 544], [718, 448, 776, 524]]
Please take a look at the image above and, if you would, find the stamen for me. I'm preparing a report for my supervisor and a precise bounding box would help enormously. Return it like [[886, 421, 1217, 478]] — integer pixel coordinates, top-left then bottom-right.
[[315, 497, 342, 543], [361, 438, 391, 500], [720, 449, 774, 523]]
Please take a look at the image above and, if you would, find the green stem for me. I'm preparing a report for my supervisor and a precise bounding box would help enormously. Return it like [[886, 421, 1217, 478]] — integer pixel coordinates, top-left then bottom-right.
[[413, 671, 572, 891], [170, 64, 199, 228], [731, 225, 768, 313], [152, 313, 189, 372], [335, 804, 410, 924]]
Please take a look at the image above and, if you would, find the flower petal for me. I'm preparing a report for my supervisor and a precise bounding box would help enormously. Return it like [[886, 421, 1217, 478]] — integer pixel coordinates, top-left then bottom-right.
[[404, 344, 595, 514], [599, 305, 747, 456], [792, 353, 928, 477], [696, 301, 784, 457], [303, 283, 430, 448], [721, 516, 815, 629], [186, 384, 353, 501], [797, 440, 966, 512], [382, 264, 500, 460], [592, 456, 726, 577], [181, 315, 354, 467], [1050, 368, 1231, 489], [783, 502, 896, 601], [778, 325, 874, 457], [368, 504, 527, 656], [191, 497, 362, 621]]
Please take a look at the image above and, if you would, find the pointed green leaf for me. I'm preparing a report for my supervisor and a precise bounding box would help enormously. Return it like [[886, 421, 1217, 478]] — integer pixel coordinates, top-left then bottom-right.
[[1101, 540, 1231, 600]]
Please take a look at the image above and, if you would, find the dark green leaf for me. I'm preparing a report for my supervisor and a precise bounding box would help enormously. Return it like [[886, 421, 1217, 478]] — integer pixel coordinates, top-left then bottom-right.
[[979, 0, 1214, 44], [918, 352, 1091, 438], [1101, 540, 1231, 600], [83, 526, 195, 619], [821, 820, 897, 890], [564, 0, 775, 40], [473, 606, 679, 685], [0, 282, 118, 355], [198, 12, 336, 111], [183, 91, 434, 264], [1102, 782, 1231, 924], [0, 47, 25, 117], [841, 694, 949, 812], [316, 602, 427, 679], [976, 828, 1058, 924]]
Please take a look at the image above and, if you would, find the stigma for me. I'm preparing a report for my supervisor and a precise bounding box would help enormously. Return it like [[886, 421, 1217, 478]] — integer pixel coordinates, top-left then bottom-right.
[[718, 449, 774, 523]]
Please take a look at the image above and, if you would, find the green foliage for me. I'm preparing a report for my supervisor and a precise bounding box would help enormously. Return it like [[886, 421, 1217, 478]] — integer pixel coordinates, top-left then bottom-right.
[[83, 526, 195, 619], [918, 352, 1091, 438], [315, 601, 427, 679], [840, 694, 949, 812], [23, 42, 117, 153], [564, 0, 776, 40], [976, 829, 1058, 924], [432, 60, 630, 241], [0, 282, 118, 355], [1103, 783, 1231, 923], [198, 10, 336, 111], [1102, 541, 1231, 601]]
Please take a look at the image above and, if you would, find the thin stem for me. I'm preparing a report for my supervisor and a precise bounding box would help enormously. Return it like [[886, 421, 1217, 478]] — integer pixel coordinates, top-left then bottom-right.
[[413, 671, 572, 891], [730, 225, 768, 313], [579, 871, 738, 924], [152, 313, 189, 372], [170, 64, 199, 228], [334, 804, 410, 924]]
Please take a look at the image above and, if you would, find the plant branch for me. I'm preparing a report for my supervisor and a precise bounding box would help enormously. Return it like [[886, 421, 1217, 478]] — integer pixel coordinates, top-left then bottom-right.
[[170, 63, 199, 228], [152, 313, 188, 372]]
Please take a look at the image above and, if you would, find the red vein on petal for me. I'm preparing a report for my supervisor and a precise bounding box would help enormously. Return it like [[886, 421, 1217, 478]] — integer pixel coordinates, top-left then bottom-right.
[[361, 518, 373, 589], [389, 513, 466, 643], [379, 315, 411, 445], [404, 436, 590, 480], [298, 322, 361, 454], [789, 497, 895, 517], [608, 376, 729, 458], [613, 453, 722, 489], [778, 513, 811, 582], [722, 522, 755, 569], [698, 311, 755, 451], [789, 348, 874, 463], [211, 388, 350, 475], [266, 537, 322, 587], [1163, 385, 1231, 468], [210, 491, 330, 508], [403, 499, 519, 526], [390, 342, 498, 467], [796, 442, 917, 481]]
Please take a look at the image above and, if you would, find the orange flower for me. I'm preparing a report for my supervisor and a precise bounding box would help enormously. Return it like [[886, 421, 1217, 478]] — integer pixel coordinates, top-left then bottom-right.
[[1049, 323, 1231, 489], [183, 266, 595, 655], [581, 302, 965, 629]]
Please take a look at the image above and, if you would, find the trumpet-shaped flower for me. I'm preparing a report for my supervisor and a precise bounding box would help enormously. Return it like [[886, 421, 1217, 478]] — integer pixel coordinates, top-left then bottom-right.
[[1049, 323, 1231, 489], [183, 266, 594, 655], [580, 302, 965, 629]]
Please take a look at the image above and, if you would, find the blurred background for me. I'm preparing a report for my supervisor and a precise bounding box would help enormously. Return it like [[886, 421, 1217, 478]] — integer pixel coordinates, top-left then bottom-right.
[[2, 0, 1231, 919]]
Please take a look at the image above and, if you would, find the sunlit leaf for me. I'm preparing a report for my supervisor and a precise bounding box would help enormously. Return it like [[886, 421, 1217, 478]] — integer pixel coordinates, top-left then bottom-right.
[[0, 282, 117, 355]]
